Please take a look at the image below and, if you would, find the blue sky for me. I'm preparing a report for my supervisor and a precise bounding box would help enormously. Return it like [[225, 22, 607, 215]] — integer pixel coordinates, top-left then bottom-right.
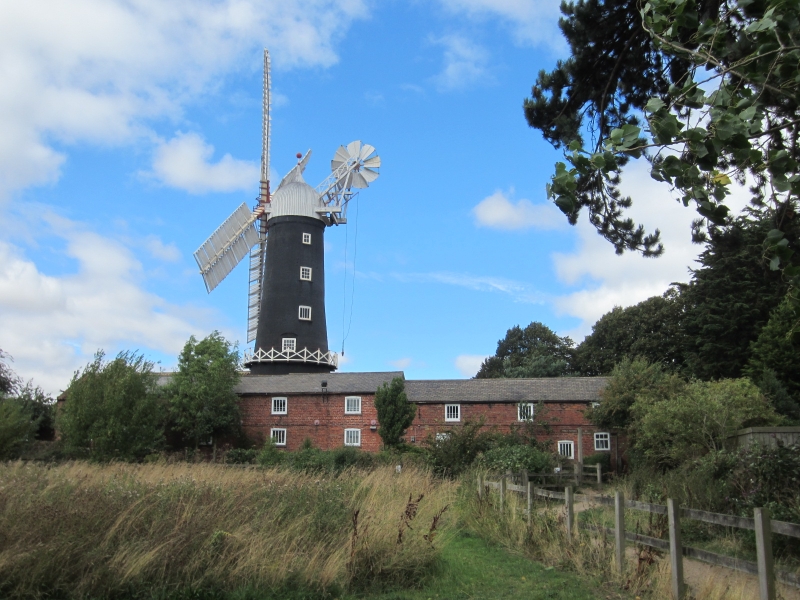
[[0, 0, 722, 394]]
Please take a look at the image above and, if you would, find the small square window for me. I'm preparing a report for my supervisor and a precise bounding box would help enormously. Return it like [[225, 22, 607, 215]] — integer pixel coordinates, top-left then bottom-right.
[[272, 397, 287, 415], [298, 305, 312, 321], [300, 266, 312, 281], [282, 338, 296, 352], [344, 428, 361, 447], [518, 403, 534, 421], [345, 396, 362, 415], [435, 432, 450, 442], [591, 402, 600, 409], [302, 233, 311, 244], [558, 440, 574, 459], [271, 428, 286, 446], [594, 432, 610, 451], [445, 404, 460, 422]]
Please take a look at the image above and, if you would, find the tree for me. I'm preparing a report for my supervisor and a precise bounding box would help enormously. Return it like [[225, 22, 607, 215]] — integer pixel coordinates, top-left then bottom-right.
[[166, 332, 241, 454], [15, 382, 56, 440], [745, 295, 800, 402], [527, 0, 800, 301], [681, 215, 791, 379], [631, 378, 782, 469], [476, 322, 575, 379], [374, 376, 416, 449], [0, 349, 19, 398], [588, 357, 686, 431], [57, 351, 166, 460], [0, 399, 36, 459], [575, 289, 686, 375]]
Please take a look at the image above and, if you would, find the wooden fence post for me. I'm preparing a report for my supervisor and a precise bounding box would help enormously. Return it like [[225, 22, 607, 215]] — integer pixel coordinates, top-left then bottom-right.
[[521, 470, 530, 523], [527, 479, 533, 525], [596, 463, 602, 484], [477, 473, 483, 499], [754, 507, 776, 600], [499, 475, 506, 512], [574, 462, 581, 485], [614, 491, 625, 574], [667, 499, 685, 599], [565, 486, 574, 538]]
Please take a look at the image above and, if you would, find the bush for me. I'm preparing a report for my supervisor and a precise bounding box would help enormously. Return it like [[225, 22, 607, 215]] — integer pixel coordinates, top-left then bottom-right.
[[424, 419, 496, 478], [631, 378, 783, 469], [257, 440, 285, 468], [57, 351, 166, 461], [0, 399, 36, 459], [582, 452, 611, 472], [226, 448, 257, 464], [476, 445, 554, 474]]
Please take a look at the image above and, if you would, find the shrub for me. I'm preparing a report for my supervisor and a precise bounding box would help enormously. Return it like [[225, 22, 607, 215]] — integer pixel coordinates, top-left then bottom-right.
[[582, 452, 611, 472], [257, 439, 285, 468], [374, 377, 416, 448], [0, 399, 36, 459], [476, 445, 554, 474], [631, 378, 783, 469], [57, 351, 166, 461], [225, 448, 257, 464], [425, 419, 496, 478]]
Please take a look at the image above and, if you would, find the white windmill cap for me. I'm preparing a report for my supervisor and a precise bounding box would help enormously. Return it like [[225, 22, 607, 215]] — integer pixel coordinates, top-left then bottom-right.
[[269, 178, 323, 221]]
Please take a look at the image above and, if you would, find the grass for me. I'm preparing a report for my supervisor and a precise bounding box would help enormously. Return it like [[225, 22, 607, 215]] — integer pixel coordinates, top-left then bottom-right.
[[357, 531, 608, 600], [0, 461, 456, 599]]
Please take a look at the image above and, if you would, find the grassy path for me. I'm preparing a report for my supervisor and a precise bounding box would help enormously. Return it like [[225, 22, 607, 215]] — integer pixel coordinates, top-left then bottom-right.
[[354, 531, 614, 600]]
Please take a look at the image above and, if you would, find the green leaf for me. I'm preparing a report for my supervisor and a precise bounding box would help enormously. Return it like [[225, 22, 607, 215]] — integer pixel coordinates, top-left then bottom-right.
[[646, 97, 666, 113]]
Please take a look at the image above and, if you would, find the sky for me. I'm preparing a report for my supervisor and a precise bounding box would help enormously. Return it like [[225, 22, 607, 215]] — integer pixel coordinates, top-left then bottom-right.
[[0, 0, 739, 395]]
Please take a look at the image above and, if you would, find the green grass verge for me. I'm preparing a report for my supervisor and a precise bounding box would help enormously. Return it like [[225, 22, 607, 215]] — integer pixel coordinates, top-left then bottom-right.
[[352, 531, 604, 600]]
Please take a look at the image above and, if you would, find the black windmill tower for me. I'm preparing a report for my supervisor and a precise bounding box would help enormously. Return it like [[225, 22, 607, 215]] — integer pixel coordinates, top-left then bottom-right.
[[193, 49, 380, 374]]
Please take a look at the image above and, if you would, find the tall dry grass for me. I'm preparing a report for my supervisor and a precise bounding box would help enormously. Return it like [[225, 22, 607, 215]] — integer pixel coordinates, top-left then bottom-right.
[[461, 472, 799, 599], [0, 461, 456, 598]]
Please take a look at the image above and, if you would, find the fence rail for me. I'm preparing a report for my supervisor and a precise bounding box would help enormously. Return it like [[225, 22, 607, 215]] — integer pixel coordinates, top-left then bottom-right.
[[479, 472, 800, 600]]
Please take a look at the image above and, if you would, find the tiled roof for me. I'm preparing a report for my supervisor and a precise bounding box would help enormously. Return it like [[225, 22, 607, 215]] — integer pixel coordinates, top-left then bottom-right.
[[234, 371, 404, 395], [404, 377, 608, 404]]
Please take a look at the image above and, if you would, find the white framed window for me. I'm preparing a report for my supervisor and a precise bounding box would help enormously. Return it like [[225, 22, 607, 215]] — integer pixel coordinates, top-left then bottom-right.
[[345, 396, 362, 415], [300, 266, 312, 281], [271, 428, 286, 446], [558, 440, 574, 459], [271, 397, 287, 415], [298, 305, 312, 321], [591, 402, 600, 409], [518, 403, 534, 421], [445, 404, 460, 422], [594, 432, 611, 451], [282, 338, 296, 352], [435, 432, 450, 442], [302, 232, 311, 245], [344, 428, 361, 447]]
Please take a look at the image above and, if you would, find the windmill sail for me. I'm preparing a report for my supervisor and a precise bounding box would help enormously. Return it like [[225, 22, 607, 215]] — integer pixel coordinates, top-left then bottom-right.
[[248, 48, 272, 342], [194, 203, 261, 293]]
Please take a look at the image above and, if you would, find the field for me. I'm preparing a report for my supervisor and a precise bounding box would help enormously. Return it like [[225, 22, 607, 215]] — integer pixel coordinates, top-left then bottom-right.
[[0, 461, 610, 600]]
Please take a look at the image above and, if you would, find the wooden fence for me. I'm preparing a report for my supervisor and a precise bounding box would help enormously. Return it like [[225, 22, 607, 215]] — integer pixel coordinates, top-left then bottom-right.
[[479, 472, 800, 600]]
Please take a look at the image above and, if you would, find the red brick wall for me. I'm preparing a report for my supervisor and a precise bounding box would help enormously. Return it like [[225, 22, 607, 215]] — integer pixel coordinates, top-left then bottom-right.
[[238, 393, 382, 451], [238, 394, 622, 469], [406, 401, 619, 467]]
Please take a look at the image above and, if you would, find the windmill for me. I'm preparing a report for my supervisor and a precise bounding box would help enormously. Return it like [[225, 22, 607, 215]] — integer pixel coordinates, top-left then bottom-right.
[[193, 49, 380, 374]]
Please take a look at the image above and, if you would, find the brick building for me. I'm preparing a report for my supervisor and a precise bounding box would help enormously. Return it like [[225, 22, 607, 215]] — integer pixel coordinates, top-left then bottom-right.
[[236, 371, 620, 467]]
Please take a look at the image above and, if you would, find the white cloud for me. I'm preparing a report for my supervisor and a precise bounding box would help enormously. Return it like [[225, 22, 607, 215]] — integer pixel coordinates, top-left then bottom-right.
[[472, 189, 565, 230], [431, 34, 489, 91], [150, 132, 260, 194], [389, 357, 412, 369], [392, 271, 545, 304], [455, 354, 486, 377], [0, 213, 218, 395], [145, 235, 181, 262], [551, 160, 752, 338], [437, 0, 564, 48], [0, 0, 369, 199]]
